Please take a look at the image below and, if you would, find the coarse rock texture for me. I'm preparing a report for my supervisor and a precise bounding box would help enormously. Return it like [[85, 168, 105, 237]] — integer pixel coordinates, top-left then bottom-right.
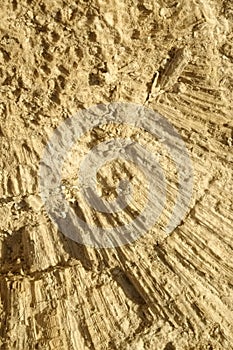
[[0, 0, 233, 349]]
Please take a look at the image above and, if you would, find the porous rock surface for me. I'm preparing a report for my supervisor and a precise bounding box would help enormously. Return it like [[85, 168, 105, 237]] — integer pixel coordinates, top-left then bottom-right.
[[0, 0, 233, 349]]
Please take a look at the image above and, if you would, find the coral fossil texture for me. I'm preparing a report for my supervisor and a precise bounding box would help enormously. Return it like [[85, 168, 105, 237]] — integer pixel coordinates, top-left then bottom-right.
[[0, 0, 233, 349]]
